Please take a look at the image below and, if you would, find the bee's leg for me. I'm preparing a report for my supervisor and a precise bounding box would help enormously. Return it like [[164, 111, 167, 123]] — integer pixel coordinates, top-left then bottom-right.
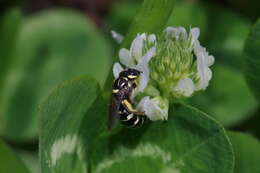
[[121, 99, 145, 116], [134, 111, 145, 116], [127, 98, 134, 104], [121, 99, 134, 112]]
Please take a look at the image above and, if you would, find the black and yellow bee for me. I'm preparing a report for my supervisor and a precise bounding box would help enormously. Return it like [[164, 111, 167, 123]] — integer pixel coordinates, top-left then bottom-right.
[[108, 68, 146, 129]]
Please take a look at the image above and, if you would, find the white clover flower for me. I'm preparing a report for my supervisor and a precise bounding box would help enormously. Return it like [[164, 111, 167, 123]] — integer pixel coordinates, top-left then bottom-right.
[[150, 26, 214, 99], [112, 27, 214, 122]]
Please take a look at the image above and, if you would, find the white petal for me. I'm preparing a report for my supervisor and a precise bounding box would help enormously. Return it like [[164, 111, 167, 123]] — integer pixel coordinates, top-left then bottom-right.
[[136, 96, 150, 110], [137, 96, 168, 121], [111, 30, 124, 44], [174, 77, 195, 97], [194, 40, 214, 67], [135, 47, 156, 92], [148, 34, 156, 43], [119, 48, 135, 67], [177, 27, 187, 40], [196, 67, 212, 90], [112, 62, 124, 78], [138, 73, 149, 93], [193, 40, 202, 53], [138, 47, 156, 65], [206, 55, 215, 67], [165, 26, 187, 40], [130, 34, 146, 62], [193, 40, 214, 90], [190, 28, 200, 45], [196, 54, 212, 90], [165, 27, 179, 38]]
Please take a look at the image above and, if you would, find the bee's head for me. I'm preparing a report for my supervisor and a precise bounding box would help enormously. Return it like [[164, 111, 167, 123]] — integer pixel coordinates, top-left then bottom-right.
[[119, 68, 142, 80]]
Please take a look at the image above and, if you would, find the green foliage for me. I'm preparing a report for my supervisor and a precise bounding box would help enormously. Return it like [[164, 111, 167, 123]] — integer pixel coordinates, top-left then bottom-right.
[[107, 1, 139, 35], [0, 8, 22, 92], [244, 19, 260, 103], [187, 64, 257, 127], [40, 77, 234, 173], [121, 0, 175, 48], [226, 0, 260, 21], [0, 139, 29, 173], [207, 6, 251, 69], [39, 77, 106, 173], [90, 104, 234, 173], [1, 0, 259, 172], [0, 9, 112, 141], [228, 131, 260, 173], [16, 151, 40, 173]]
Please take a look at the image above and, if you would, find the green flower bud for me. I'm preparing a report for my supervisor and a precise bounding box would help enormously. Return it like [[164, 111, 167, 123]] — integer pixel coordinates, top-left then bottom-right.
[[149, 28, 196, 98]]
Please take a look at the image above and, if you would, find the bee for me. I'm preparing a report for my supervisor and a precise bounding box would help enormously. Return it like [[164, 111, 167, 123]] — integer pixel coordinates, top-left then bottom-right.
[[108, 68, 146, 129], [118, 99, 146, 128]]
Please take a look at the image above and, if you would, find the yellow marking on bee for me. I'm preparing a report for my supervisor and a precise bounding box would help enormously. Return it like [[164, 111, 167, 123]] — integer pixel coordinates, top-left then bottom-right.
[[127, 75, 137, 79], [112, 89, 119, 93], [122, 99, 134, 112]]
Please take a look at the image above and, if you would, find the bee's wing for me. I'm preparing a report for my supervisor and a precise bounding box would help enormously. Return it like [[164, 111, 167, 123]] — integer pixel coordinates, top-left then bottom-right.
[[107, 97, 120, 130]]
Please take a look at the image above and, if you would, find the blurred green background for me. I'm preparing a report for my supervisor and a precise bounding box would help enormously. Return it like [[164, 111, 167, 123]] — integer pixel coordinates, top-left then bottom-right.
[[0, 0, 259, 172]]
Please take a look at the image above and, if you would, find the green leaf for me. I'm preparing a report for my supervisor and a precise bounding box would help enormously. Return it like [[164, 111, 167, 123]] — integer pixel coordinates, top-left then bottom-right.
[[106, 1, 139, 35], [91, 104, 234, 173], [39, 77, 106, 173], [121, 0, 175, 48], [0, 8, 22, 93], [226, 0, 260, 21], [187, 64, 257, 127], [244, 19, 260, 102], [207, 6, 251, 68], [16, 151, 40, 173], [0, 9, 112, 141], [0, 139, 29, 173], [167, 1, 208, 41], [228, 131, 260, 173]]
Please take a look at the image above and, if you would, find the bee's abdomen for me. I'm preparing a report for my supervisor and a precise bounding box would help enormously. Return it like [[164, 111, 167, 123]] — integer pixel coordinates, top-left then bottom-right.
[[119, 112, 145, 128]]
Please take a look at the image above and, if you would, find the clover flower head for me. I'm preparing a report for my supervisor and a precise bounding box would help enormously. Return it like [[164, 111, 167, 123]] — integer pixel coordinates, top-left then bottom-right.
[[112, 26, 214, 121], [149, 27, 214, 99]]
